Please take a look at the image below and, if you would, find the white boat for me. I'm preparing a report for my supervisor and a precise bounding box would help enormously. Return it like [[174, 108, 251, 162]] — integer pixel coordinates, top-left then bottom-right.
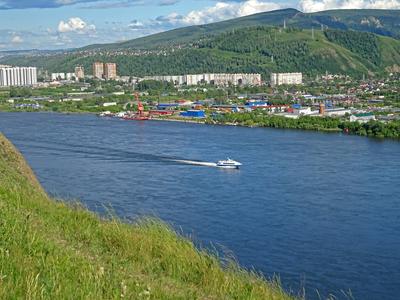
[[216, 158, 242, 169], [115, 112, 127, 118], [99, 111, 114, 117]]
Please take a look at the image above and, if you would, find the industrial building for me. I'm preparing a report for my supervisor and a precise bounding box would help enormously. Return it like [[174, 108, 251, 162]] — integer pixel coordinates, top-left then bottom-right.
[[180, 110, 206, 118], [324, 108, 351, 117], [270, 73, 303, 86], [350, 113, 376, 123], [144, 73, 262, 86], [0, 66, 37, 87]]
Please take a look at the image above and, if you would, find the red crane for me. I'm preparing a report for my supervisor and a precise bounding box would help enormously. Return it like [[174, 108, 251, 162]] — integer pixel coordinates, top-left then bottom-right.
[[136, 92, 145, 115], [124, 92, 149, 121]]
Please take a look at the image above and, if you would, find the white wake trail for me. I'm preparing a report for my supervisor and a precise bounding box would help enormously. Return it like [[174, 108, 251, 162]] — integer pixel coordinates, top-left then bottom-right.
[[172, 159, 217, 167]]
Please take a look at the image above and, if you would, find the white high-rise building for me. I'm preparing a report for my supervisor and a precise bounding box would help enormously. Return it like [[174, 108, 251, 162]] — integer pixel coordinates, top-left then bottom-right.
[[143, 73, 261, 86], [75, 66, 85, 79], [0, 66, 37, 87], [270, 72, 302, 86]]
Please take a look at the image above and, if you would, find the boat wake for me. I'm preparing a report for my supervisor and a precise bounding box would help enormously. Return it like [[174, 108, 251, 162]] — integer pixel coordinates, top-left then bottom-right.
[[17, 139, 222, 168], [171, 159, 217, 167]]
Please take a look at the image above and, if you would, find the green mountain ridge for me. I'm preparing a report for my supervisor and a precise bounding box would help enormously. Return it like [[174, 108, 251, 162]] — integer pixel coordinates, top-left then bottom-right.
[[81, 8, 400, 51], [1, 9, 400, 79]]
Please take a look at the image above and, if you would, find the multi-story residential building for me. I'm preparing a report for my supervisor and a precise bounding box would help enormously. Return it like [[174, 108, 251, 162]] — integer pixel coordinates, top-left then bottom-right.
[[143, 73, 261, 86], [93, 62, 104, 79], [66, 73, 75, 80], [75, 66, 85, 79], [270, 73, 303, 86], [185, 74, 205, 86], [213, 73, 261, 86], [104, 63, 117, 80], [51, 73, 66, 81], [147, 75, 185, 85], [0, 66, 37, 87]]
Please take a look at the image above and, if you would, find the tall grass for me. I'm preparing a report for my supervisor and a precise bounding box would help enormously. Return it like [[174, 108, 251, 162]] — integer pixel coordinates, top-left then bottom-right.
[[0, 133, 294, 299]]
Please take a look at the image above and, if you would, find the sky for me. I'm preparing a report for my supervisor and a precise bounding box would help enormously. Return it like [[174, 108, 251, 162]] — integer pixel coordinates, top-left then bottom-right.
[[0, 0, 399, 51]]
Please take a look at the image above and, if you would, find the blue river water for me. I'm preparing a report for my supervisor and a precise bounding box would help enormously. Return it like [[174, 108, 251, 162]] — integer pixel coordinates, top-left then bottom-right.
[[1, 112, 399, 300]]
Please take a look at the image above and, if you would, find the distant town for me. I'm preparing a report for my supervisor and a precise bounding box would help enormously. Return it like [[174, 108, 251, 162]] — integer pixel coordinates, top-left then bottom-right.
[[0, 62, 399, 138]]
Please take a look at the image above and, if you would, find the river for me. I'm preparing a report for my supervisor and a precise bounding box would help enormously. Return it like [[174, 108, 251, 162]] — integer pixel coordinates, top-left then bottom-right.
[[1, 112, 399, 300]]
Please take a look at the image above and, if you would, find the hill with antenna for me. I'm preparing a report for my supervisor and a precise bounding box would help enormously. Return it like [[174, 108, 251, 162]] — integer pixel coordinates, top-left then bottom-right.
[[80, 8, 400, 51]]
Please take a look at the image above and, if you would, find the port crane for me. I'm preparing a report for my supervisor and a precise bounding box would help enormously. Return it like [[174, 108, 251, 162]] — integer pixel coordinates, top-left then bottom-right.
[[123, 92, 149, 121]]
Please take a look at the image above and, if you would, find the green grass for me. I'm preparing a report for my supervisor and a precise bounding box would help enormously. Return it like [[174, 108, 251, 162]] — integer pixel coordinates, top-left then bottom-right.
[[0, 133, 294, 299]]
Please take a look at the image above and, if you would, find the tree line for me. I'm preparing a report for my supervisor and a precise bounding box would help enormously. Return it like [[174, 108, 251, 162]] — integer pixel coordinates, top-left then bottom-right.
[[209, 111, 400, 139]]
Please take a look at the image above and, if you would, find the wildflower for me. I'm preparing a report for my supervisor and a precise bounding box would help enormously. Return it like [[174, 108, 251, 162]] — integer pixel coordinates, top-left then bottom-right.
[[121, 281, 127, 298], [139, 287, 151, 297]]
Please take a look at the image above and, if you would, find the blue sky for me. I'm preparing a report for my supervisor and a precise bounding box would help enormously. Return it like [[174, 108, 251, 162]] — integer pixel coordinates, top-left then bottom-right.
[[0, 0, 399, 51]]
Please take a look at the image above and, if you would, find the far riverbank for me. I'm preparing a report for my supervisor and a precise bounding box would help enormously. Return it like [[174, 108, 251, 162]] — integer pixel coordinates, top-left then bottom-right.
[[151, 114, 399, 139], [2, 109, 399, 139]]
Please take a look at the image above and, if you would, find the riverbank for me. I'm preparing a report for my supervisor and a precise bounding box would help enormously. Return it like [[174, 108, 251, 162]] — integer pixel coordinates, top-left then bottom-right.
[[150, 116, 206, 124], [152, 114, 400, 139], [4, 109, 399, 139], [207, 113, 400, 139], [0, 132, 293, 299]]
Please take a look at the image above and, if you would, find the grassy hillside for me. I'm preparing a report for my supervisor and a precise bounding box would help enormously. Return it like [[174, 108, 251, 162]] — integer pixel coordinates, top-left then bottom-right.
[[0, 133, 293, 299], [3, 26, 400, 78]]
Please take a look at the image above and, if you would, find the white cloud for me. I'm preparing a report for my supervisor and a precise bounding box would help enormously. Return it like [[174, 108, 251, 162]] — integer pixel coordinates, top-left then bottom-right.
[[11, 35, 23, 43], [58, 17, 96, 33], [160, 0, 282, 26], [299, 0, 400, 12], [128, 20, 145, 30]]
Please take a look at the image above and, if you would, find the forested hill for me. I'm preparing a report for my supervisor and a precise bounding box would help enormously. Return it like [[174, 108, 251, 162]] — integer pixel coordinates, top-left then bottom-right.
[[81, 8, 400, 51], [2, 26, 400, 79]]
